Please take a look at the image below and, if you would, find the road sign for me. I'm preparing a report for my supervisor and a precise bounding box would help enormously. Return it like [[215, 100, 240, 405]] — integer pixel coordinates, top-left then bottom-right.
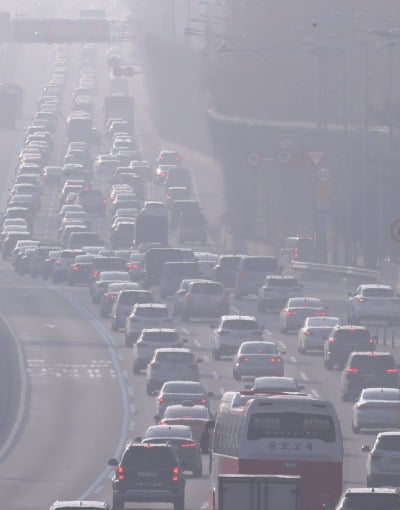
[[308, 151, 324, 168], [276, 149, 292, 165], [318, 168, 330, 182], [390, 220, 400, 242], [247, 151, 261, 167]]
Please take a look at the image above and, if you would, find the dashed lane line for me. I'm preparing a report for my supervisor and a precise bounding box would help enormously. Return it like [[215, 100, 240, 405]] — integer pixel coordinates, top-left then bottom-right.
[[211, 370, 218, 380], [193, 339, 201, 348], [290, 356, 298, 364], [311, 389, 320, 398], [299, 372, 309, 381]]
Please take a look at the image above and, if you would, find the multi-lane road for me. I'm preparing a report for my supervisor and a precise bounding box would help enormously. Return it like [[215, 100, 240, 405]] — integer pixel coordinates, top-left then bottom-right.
[[0, 3, 398, 510]]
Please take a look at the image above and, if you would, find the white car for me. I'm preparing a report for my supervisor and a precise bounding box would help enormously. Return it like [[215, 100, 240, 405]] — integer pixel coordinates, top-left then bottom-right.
[[133, 330, 186, 375], [212, 315, 264, 360], [353, 388, 400, 433], [363, 431, 400, 487], [125, 303, 172, 347], [297, 316, 341, 353], [195, 252, 219, 280], [257, 275, 303, 312], [348, 284, 400, 324]]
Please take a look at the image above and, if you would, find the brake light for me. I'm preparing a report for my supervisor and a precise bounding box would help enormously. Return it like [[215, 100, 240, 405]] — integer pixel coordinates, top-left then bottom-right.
[[240, 357, 250, 362], [346, 368, 359, 373], [117, 466, 125, 481], [127, 263, 139, 269], [200, 398, 207, 404], [108, 293, 117, 299], [304, 329, 312, 336], [293, 247, 299, 259], [316, 310, 327, 316], [172, 466, 180, 482], [369, 338, 376, 344], [55, 258, 62, 265], [357, 297, 367, 303], [285, 310, 297, 316], [328, 337, 335, 343], [92, 270, 99, 278], [181, 442, 197, 448], [270, 357, 282, 363], [386, 368, 398, 374], [72, 264, 79, 271], [158, 397, 165, 402]]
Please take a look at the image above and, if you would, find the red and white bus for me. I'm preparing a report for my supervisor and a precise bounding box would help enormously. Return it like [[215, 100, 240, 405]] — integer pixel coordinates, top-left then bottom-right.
[[210, 392, 343, 510]]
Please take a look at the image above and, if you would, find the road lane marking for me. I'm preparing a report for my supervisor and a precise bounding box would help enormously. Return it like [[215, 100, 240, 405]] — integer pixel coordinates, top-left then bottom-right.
[[193, 339, 201, 348], [290, 356, 298, 364], [122, 369, 128, 379], [231, 306, 239, 314], [211, 370, 218, 380], [93, 485, 103, 495], [203, 354, 210, 362], [130, 403, 136, 414], [181, 327, 189, 335], [278, 341, 287, 350], [56, 289, 130, 500], [311, 389, 320, 398], [129, 421, 135, 432], [127, 386, 134, 396], [299, 372, 309, 381], [264, 329, 272, 336]]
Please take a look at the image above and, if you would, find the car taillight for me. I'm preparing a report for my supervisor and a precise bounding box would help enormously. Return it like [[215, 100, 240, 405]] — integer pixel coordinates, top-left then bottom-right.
[[181, 442, 197, 448], [102, 199, 106, 204], [108, 293, 117, 298], [240, 356, 250, 362], [357, 297, 367, 303], [369, 338, 376, 345], [172, 466, 180, 481], [304, 329, 312, 336], [270, 357, 282, 363], [293, 247, 299, 259], [117, 466, 125, 481], [158, 397, 165, 402], [92, 270, 99, 278], [346, 368, 359, 373], [328, 337, 335, 343], [200, 398, 207, 404], [386, 368, 398, 374], [316, 310, 327, 316], [55, 259, 62, 265], [72, 264, 79, 271], [285, 310, 297, 316], [127, 263, 139, 269]]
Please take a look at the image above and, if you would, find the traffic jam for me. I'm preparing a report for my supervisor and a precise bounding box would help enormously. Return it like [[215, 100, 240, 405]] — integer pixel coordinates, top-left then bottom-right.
[[3, 15, 400, 510]]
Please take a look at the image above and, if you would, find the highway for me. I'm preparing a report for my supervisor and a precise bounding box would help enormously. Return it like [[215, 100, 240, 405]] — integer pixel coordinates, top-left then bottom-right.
[[0, 3, 398, 510]]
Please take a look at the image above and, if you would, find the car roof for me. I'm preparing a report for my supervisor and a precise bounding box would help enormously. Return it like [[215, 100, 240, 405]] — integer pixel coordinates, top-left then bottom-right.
[[134, 303, 167, 309], [155, 347, 192, 354], [51, 501, 109, 509], [359, 284, 393, 290], [142, 328, 176, 334], [377, 430, 400, 438], [146, 424, 191, 434], [221, 315, 257, 321]]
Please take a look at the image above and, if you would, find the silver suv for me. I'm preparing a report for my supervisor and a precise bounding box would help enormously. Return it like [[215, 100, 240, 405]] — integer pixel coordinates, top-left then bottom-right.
[[363, 431, 400, 487], [125, 303, 172, 347], [175, 279, 229, 321]]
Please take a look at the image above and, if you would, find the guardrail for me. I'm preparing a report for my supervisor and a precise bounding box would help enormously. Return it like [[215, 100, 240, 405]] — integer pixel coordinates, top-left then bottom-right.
[[291, 261, 379, 281]]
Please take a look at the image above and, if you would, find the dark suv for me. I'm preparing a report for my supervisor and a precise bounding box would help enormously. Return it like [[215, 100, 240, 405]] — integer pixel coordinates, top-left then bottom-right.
[[108, 443, 185, 510], [324, 325, 375, 370], [335, 487, 400, 510], [341, 352, 398, 401]]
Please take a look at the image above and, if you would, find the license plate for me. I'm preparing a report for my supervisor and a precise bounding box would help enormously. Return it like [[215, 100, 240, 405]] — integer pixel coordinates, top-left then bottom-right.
[[138, 471, 158, 477]]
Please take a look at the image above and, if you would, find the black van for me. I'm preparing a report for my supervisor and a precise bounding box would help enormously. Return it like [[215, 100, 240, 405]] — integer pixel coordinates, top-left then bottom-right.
[[324, 325, 376, 370]]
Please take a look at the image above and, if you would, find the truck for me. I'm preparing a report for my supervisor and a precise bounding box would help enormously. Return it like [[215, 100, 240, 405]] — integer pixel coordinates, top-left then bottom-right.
[[135, 214, 168, 249], [104, 94, 134, 127], [217, 474, 301, 510]]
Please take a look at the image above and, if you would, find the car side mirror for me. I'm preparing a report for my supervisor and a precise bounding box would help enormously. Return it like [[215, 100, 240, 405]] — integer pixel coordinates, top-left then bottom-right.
[[108, 458, 118, 467], [207, 391, 214, 397], [182, 338, 188, 343], [244, 384, 252, 390], [134, 436, 142, 442], [197, 358, 203, 363], [361, 445, 371, 452]]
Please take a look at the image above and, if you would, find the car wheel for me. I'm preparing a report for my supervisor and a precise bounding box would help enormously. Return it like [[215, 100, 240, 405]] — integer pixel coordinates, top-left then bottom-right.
[[125, 336, 132, 347], [352, 422, 360, 434], [174, 494, 185, 510], [279, 326, 288, 334], [233, 371, 241, 381], [112, 496, 124, 510], [324, 359, 333, 370], [111, 320, 119, 332], [212, 349, 221, 361], [298, 344, 305, 354]]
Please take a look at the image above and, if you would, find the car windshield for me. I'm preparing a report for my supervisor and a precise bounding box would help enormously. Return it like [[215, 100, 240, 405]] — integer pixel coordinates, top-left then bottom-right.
[[306, 317, 339, 328], [350, 355, 395, 371], [164, 382, 203, 394], [146, 427, 192, 439], [135, 307, 168, 318], [362, 287, 394, 298], [340, 493, 400, 509], [240, 343, 278, 354], [119, 291, 152, 305], [362, 389, 400, 401], [164, 407, 209, 419], [191, 282, 223, 294], [223, 319, 258, 330], [289, 298, 322, 308], [377, 436, 400, 451], [142, 332, 177, 343], [155, 352, 194, 363], [334, 330, 370, 343], [99, 271, 129, 281], [267, 278, 299, 287], [121, 447, 175, 468]]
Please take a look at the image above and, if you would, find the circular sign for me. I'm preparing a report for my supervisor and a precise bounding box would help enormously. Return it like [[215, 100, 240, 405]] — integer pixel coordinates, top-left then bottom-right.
[[276, 149, 292, 165], [391, 220, 400, 242], [318, 168, 330, 182], [112, 66, 124, 78], [124, 66, 135, 77], [247, 151, 261, 167]]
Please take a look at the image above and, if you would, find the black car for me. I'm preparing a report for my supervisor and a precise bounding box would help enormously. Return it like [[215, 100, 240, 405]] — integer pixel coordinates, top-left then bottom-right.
[[30, 245, 61, 278], [341, 352, 398, 401], [108, 443, 185, 510], [67, 262, 93, 286], [324, 325, 375, 370], [91, 256, 128, 281], [77, 189, 106, 215]]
